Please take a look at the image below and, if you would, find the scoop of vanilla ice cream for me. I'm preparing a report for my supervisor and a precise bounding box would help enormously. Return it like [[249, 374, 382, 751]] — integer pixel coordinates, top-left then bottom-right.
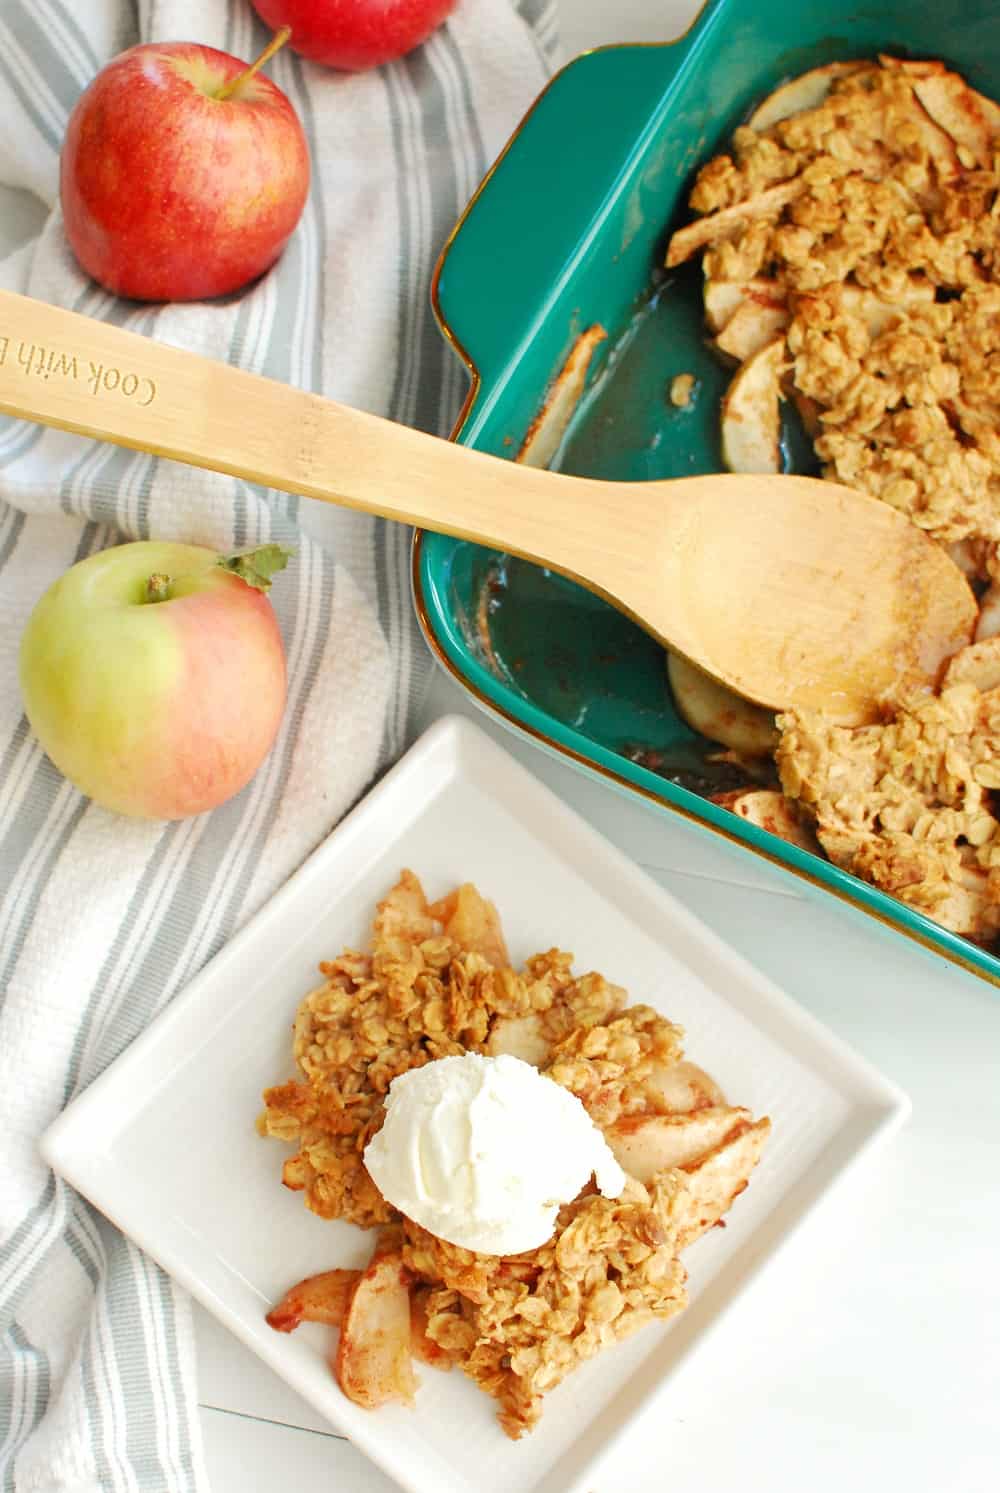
[[363, 1052, 627, 1256]]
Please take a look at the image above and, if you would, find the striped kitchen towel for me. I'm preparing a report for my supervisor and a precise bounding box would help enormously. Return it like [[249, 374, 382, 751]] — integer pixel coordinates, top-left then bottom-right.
[[0, 1, 556, 1487]]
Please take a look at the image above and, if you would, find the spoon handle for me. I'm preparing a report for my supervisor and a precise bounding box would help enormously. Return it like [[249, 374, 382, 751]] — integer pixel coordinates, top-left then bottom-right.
[[0, 289, 630, 584]]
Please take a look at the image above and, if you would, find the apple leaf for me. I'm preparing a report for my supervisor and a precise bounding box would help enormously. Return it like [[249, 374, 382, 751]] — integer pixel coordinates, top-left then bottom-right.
[[217, 543, 294, 592]]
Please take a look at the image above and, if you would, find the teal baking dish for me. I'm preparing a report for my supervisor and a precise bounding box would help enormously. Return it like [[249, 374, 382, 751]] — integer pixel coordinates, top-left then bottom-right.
[[414, 0, 1000, 987]]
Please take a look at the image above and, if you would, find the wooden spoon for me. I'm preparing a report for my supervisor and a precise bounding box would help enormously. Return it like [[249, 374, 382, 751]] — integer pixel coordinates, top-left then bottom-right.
[[0, 289, 975, 724]]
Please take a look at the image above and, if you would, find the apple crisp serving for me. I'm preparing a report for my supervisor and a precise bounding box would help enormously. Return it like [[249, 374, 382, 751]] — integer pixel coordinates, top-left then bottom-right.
[[260, 872, 769, 1437], [663, 55, 1000, 942]]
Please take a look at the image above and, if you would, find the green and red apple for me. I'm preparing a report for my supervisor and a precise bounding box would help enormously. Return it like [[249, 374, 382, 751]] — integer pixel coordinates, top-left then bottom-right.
[[19, 542, 289, 819], [60, 33, 309, 301]]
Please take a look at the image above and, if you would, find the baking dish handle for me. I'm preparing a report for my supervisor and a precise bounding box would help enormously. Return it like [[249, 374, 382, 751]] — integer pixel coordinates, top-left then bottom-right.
[[431, 2, 723, 446]]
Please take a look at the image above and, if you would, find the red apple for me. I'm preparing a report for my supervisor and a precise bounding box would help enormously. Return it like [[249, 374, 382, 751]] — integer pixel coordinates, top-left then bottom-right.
[[60, 35, 309, 301], [249, 0, 458, 71], [19, 542, 289, 820]]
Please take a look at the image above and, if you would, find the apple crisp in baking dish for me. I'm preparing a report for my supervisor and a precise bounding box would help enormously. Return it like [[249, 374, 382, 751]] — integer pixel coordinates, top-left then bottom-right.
[[593, 55, 1000, 945]]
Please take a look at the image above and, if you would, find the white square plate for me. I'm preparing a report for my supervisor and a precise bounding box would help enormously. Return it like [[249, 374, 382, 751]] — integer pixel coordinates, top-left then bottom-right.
[[42, 716, 909, 1493]]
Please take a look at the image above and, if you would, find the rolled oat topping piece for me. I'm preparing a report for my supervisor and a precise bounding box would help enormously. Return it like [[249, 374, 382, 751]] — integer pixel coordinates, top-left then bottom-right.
[[669, 372, 697, 406]]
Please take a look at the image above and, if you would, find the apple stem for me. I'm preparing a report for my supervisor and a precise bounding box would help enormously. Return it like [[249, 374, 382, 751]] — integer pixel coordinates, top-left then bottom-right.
[[214, 26, 292, 101], [146, 573, 172, 603]]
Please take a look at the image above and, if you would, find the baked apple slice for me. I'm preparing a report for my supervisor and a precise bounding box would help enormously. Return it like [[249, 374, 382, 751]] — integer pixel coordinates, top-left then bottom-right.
[[266, 1268, 361, 1332], [720, 337, 785, 475], [336, 1252, 418, 1410]]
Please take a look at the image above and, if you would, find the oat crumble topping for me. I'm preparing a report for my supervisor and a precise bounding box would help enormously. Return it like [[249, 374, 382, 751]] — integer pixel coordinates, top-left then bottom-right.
[[261, 873, 769, 1435]]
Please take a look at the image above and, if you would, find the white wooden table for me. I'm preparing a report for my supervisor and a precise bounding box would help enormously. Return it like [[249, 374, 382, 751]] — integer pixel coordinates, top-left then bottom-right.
[[7, 3, 996, 1489], [197, 4, 1000, 1491]]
